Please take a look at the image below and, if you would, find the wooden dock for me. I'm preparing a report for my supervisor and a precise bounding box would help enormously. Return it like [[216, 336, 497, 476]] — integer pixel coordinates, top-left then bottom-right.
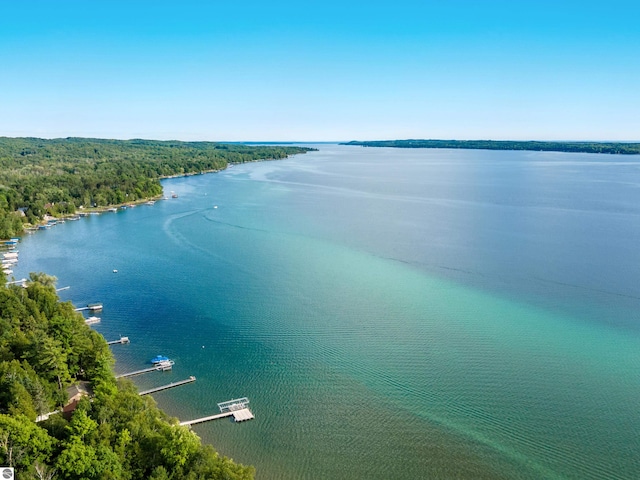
[[179, 397, 254, 426], [75, 303, 103, 312], [85, 316, 101, 325], [107, 336, 130, 345], [180, 411, 234, 425], [139, 376, 196, 396], [115, 360, 174, 378]]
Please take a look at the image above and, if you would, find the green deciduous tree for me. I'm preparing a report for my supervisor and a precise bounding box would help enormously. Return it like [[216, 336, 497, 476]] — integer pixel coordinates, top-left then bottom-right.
[[0, 414, 53, 468]]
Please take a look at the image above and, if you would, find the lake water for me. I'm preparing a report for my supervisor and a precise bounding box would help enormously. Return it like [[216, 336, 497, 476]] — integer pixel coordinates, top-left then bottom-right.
[[13, 145, 640, 479]]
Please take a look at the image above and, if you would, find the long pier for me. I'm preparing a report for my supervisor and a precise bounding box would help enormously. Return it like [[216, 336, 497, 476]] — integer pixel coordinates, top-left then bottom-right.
[[115, 361, 174, 378], [180, 411, 234, 425], [180, 397, 254, 425], [139, 376, 196, 396]]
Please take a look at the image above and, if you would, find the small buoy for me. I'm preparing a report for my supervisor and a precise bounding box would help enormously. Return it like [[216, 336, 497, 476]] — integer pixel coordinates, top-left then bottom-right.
[[202, 345, 205, 349]]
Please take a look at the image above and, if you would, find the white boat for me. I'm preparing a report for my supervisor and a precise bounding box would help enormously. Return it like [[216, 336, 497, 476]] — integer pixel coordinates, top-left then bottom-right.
[[151, 355, 170, 364], [156, 360, 174, 371], [85, 316, 101, 325]]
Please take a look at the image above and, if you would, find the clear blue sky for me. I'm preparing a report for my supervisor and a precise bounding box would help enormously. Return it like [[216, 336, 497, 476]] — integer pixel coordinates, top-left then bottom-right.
[[1, 1, 639, 141]]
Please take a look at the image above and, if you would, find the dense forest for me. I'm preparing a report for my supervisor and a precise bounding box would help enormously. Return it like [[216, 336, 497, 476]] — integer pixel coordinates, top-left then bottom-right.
[[0, 272, 254, 479], [0, 137, 312, 239], [342, 139, 640, 154]]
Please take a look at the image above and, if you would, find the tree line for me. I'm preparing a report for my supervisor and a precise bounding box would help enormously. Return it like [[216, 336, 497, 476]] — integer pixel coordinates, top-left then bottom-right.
[[0, 137, 313, 238], [0, 273, 254, 479], [342, 139, 640, 154]]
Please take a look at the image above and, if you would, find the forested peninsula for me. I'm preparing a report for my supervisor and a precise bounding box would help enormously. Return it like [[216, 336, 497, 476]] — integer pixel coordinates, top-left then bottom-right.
[[0, 137, 313, 239], [342, 139, 640, 154], [0, 273, 254, 479]]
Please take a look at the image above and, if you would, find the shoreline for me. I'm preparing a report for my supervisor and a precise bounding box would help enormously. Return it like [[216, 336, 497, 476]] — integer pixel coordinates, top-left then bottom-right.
[[22, 168, 225, 230], [15, 155, 301, 235], [0, 138, 314, 240], [342, 139, 640, 155], [1, 160, 267, 477], [4, 152, 310, 466]]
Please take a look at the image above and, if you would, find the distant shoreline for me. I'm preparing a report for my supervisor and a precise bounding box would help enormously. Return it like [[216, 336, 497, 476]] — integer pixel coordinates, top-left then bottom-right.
[[342, 140, 640, 155]]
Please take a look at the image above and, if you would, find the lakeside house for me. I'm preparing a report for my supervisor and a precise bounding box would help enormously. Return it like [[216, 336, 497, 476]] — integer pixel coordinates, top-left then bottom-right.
[[62, 381, 93, 418]]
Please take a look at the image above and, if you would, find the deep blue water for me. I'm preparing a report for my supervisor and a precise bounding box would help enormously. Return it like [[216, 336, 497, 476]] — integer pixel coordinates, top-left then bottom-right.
[[12, 145, 640, 479]]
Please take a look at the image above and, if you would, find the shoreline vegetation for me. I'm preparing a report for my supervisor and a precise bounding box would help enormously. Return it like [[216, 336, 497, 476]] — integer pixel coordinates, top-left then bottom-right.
[[0, 273, 255, 479], [0, 137, 314, 239], [341, 139, 640, 154], [0, 138, 317, 478]]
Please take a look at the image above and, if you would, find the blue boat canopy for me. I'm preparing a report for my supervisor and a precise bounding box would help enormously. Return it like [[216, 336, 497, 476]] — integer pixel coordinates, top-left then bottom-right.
[[151, 355, 170, 364]]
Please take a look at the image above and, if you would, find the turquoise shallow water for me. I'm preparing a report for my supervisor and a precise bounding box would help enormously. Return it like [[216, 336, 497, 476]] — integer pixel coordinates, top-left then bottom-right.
[[12, 145, 640, 479]]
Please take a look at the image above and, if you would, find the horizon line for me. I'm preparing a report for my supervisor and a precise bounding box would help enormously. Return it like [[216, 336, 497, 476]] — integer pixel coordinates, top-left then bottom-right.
[[2, 135, 640, 144]]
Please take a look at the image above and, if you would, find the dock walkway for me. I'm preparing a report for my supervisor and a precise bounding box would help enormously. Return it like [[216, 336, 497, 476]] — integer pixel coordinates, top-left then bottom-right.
[[139, 376, 196, 396], [180, 412, 233, 425], [115, 360, 174, 378], [75, 303, 103, 312]]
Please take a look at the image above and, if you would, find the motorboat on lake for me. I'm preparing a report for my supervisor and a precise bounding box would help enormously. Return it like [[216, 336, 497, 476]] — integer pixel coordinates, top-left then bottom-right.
[[151, 355, 170, 364]]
